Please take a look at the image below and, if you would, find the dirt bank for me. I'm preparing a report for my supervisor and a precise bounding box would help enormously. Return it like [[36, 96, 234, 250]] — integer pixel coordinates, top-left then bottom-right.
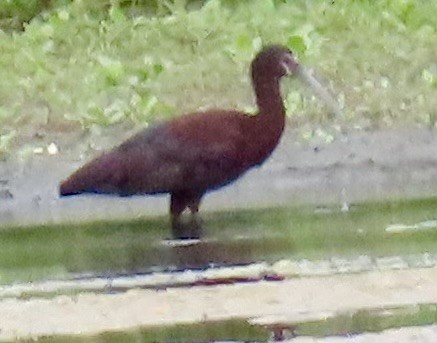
[[1, 127, 437, 227]]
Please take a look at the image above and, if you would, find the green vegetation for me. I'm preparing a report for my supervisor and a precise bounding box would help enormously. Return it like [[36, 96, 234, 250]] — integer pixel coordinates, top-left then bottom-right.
[[0, 0, 436, 155], [26, 304, 437, 342], [1, 197, 437, 285], [300, 304, 437, 337], [37, 319, 268, 343]]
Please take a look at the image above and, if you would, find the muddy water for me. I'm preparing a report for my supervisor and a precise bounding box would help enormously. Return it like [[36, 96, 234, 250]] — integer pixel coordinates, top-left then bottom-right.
[[1, 197, 437, 285]]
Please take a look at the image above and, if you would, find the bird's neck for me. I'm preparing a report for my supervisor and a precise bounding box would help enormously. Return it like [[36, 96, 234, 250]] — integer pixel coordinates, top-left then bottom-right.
[[253, 76, 285, 119], [253, 76, 286, 133]]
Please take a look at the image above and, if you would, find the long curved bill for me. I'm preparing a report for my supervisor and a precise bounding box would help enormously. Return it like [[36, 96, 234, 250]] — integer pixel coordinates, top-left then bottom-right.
[[294, 64, 343, 117]]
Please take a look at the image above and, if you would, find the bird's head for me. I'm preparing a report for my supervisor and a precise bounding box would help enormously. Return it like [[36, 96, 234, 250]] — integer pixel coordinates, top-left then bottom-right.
[[251, 45, 299, 81], [252, 44, 343, 116]]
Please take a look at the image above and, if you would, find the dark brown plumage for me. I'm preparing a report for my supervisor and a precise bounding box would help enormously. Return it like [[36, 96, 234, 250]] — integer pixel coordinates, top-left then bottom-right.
[[60, 45, 333, 239]]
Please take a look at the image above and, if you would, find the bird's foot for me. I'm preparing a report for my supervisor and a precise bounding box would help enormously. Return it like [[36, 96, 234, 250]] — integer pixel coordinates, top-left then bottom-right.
[[189, 215, 203, 239], [171, 216, 203, 240]]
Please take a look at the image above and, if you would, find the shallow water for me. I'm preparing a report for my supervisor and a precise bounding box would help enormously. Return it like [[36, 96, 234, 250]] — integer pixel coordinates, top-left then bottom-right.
[[1, 197, 437, 285], [1, 196, 437, 342]]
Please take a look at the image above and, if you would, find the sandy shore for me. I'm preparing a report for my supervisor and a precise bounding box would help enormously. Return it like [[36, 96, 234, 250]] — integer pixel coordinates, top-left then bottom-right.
[[1, 268, 437, 341]]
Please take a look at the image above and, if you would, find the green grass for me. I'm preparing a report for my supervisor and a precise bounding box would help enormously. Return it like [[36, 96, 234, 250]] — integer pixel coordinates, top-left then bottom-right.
[[35, 319, 268, 343], [299, 304, 437, 337], [1, 197, 437, 285], [18, 304, 437, 343], [0, 0, 436, 155]]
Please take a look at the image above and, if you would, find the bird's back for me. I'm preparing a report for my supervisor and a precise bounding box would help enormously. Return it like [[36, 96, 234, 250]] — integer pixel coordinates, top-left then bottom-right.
[[60, 110, 268, 197], [59, 46, 299, 199]]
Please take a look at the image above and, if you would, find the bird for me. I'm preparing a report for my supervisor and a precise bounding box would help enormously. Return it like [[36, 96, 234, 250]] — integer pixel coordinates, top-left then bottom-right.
[[60, 44, 340, 239]]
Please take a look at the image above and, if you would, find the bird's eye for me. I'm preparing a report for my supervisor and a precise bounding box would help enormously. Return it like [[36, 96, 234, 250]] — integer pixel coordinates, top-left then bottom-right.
[[281, 54, 298, 75]]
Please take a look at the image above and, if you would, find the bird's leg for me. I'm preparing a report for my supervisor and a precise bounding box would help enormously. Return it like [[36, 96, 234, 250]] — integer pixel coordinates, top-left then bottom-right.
[[170, 192, 204, 240], [187, 196, 203, 239], [170, 214, 188, 239], [170, 192, 193, 240]]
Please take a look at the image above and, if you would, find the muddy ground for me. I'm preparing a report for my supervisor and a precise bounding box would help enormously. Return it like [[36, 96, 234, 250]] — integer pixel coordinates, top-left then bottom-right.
[[1, 127, 437, 227]]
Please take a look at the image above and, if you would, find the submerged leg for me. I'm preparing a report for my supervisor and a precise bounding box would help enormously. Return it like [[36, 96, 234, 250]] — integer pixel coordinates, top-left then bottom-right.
[[170, 192, 204, 239], [187, 195, 203, 239], [170, 193, 188, 239]]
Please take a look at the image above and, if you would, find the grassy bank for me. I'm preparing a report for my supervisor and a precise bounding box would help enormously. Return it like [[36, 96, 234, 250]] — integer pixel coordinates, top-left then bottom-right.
[[0, 0, 436, 155]]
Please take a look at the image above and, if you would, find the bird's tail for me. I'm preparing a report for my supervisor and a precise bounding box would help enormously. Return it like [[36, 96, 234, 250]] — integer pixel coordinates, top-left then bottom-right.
[[59, 153, 123, 197], [59, 177, 83, 196]]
